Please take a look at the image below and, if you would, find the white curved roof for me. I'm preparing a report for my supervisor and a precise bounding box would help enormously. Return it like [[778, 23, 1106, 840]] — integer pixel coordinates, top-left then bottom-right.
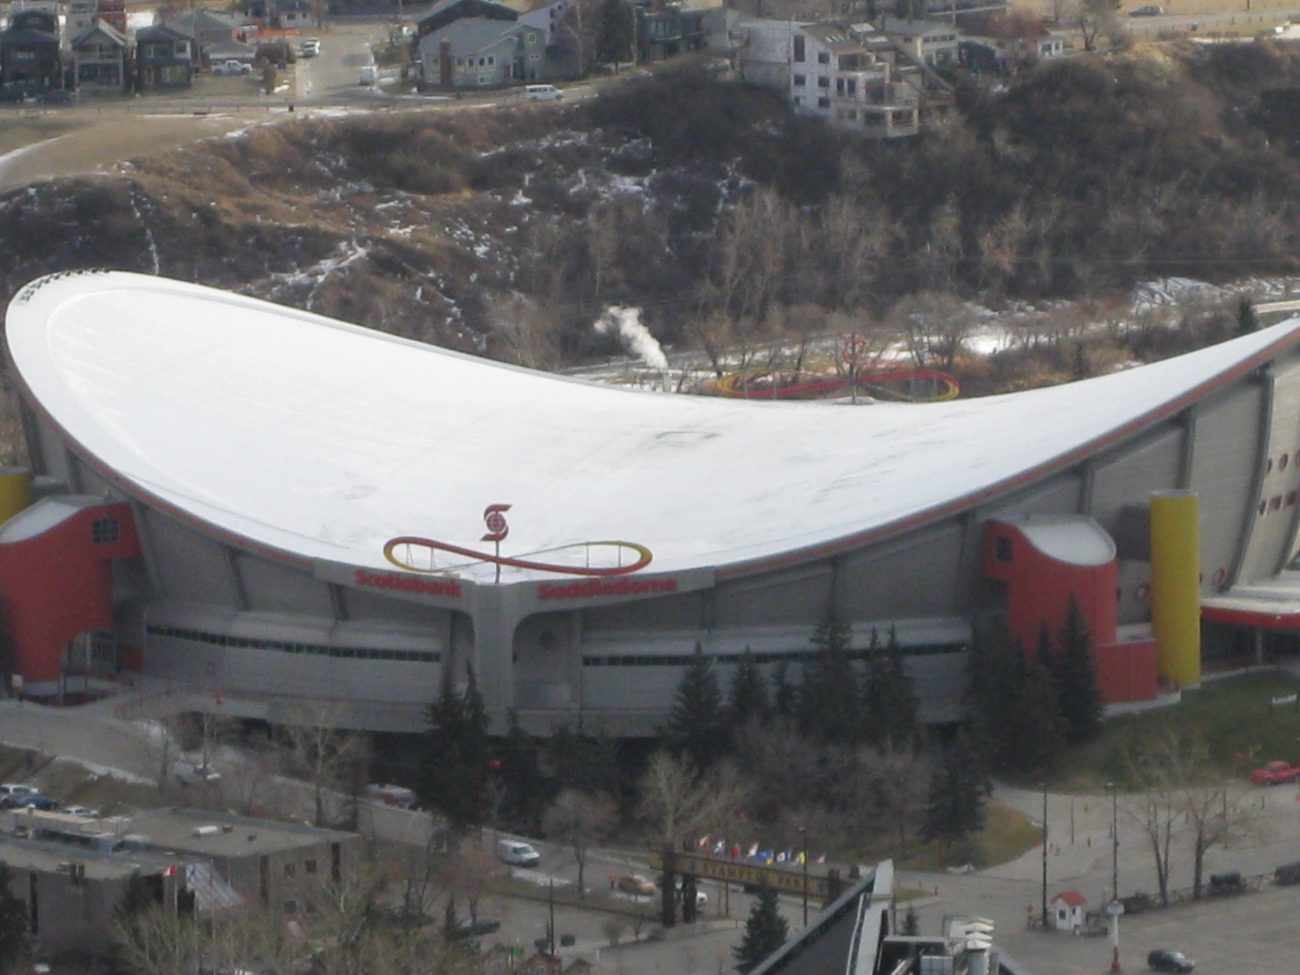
[[6, 272, 1300, 581]]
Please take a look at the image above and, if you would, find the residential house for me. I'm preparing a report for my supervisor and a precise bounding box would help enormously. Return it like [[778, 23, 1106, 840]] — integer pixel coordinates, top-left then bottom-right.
[[733, 17, 804, 90], [881, 17, 958, 67], [514, 0, 571, 47], [0, 8, 63, 95], [418, 16, 548, 88], [65, 0, 128, 47], [135, 23, 195, 89], [898, 0, 1008, 27], [72, 19, 130, 93], [159, 7, 243, 63], [415, 0, 520, 40], [790, 22, 919, 138], [274, 0, 318, 30], [635, 0, 715, 63]]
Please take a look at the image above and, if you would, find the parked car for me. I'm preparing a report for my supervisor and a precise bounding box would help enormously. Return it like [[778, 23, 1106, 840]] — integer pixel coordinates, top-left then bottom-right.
[[62, 805, 100, 819], [523, 84, 562, 102], [172, 761, 221, 785], [0, 785, 39, 808], [450, 916, 500, 938], [1248, 760, 1300, 785], [15, 794, 58, 811], [300, 38, 321, 57], [616, 873, 656, 895], [365, 784, 416, 809], [1147, 949, 1194, 973], [212, 59, 252, 76], [1275, 860, 1300, 885], [38, 89, 76, 105], [1208, 869, 1243, 895], [1129, 4, 1163, 14], [496, 840, 541, 867]]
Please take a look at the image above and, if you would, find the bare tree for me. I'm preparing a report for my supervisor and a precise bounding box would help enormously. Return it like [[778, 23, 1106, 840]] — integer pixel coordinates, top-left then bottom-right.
[[542, 788, 617, 898], [281, 702, 369, 829], [866, 743, 932, 855], [638, 751, 747, 926], [1124, 734, 1185, 906], [890, 292, 982, 372]]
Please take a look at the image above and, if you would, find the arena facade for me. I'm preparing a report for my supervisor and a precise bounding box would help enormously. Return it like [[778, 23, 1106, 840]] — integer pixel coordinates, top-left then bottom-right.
[[4, 270, 1300, 735]]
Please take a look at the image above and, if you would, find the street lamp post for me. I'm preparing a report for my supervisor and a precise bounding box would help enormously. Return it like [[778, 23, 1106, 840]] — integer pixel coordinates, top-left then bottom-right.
[[1106, 782, 1122, 973]]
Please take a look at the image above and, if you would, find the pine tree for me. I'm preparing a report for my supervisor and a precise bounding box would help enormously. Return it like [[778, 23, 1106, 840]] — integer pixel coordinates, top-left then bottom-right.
[[733, 886, 789, 973], [922, 731, 985, 851], [662, 643, 728, 769], [863, 627, 919, 746], [728, 647, 771, 728], [596, 0, 634, 66], [1008, 658, 1069, 772], [771, 659, 797, 718], [800, 614, 861, 742], [422, 665, 491, 833], [902, 904, 920, 936], [1055, 594, 1104, 743], [497, 709, 548, 830]]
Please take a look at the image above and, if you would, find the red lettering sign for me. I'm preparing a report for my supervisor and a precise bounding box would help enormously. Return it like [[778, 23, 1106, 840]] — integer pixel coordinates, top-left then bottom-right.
[[537, 577, 678, 600], [355, 569, 462, 599]]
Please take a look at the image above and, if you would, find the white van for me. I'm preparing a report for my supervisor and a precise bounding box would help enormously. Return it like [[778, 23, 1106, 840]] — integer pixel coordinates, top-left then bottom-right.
[[497, 839, 541, 866], [523, 84, 562, 102]]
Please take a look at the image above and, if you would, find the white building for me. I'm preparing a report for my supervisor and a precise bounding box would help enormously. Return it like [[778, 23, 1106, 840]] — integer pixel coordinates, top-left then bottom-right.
[[791, 22, 919, 138]]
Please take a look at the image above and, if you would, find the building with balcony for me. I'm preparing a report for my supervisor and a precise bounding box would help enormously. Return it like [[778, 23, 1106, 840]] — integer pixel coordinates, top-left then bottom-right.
[[790, 23, 919, 137]]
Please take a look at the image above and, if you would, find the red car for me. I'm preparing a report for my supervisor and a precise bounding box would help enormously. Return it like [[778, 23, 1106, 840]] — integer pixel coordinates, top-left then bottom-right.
[[1249, 760, 1300, 785]]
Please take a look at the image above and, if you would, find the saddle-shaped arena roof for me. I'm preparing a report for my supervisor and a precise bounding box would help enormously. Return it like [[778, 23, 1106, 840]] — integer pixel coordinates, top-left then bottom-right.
[[7, 272, 1300, 582]]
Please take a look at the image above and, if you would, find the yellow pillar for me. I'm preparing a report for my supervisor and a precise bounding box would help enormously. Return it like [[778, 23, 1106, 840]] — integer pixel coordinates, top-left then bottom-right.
[[1150, 489, 1201, 688], [0, 468, 30, 526]]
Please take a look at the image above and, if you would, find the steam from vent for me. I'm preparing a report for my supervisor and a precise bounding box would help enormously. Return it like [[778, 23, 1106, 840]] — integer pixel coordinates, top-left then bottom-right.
[[594, 306, 668, 370]]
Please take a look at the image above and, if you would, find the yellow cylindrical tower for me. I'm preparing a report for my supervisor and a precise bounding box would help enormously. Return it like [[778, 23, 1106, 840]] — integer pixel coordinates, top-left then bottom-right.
[[1150, 489, 1201, 688], [0, 467, 30, 526]]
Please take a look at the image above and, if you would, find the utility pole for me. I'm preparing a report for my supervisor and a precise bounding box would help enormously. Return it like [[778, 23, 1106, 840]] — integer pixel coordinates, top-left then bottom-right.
[[799, 825, 809, 927], [1106, 782, 1123, 973], [1039, 782, 1048, 930]]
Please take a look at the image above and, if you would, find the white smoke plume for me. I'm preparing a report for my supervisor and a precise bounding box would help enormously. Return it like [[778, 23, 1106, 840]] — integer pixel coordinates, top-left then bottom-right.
[[594, 305, 668, 370]]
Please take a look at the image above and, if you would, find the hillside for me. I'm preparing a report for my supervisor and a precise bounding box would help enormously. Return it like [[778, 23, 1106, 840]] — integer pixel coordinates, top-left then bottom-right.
[[1, 42, 1299, 379]]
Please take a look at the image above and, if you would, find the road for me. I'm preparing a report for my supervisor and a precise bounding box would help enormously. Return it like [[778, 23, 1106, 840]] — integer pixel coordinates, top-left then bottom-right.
[[3, 685, 1300, 972], [0, 20, 592, 195]]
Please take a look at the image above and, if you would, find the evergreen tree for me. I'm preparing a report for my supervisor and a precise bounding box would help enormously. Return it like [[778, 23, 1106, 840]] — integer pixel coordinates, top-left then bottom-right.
[[1035, 619, 1055, 677], [863, 627, 919, 746], [902, 904, 920, 936], [921, 731, 985, 851], [596, 0, 634, 66], [1008, 657, 1069, 772], [663, 643, 728, 769], [733, 886, 789, 973], [0, 866, 23, 974], [728, 647, 771, 728], [497, 709, 549, 830], [549, 722, 621, 796], [800, 613, 861, 743], [771, 659, 797, 718], [422, 665, 491, 833], [1055, 594, 1104, 743]]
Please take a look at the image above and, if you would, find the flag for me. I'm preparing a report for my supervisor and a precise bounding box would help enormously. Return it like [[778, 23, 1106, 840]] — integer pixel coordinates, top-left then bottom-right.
[[748, 842, 759, 858], [697, 835, 710, 850]]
